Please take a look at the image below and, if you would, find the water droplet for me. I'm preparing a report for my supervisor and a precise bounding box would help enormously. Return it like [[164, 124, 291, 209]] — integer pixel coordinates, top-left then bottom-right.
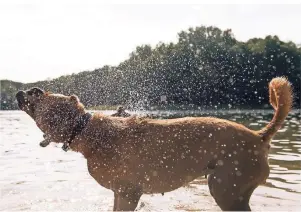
[[236, 171, 242, 176]]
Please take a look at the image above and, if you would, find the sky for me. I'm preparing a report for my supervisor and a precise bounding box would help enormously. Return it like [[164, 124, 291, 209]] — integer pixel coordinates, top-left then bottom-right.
[[0, 0, 300, 83]]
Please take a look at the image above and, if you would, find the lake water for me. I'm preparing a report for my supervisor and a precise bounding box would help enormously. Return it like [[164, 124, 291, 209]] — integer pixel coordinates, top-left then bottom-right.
[[0, 110, 300, 211]]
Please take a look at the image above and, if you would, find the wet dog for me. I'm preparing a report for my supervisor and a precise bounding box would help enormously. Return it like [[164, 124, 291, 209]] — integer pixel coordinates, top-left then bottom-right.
[[16, 77, 292, 211]]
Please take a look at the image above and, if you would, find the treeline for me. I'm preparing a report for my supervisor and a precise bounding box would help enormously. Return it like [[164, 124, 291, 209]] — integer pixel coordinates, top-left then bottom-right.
[[0, 80, 23, 110], [1, 26, 300, 110]]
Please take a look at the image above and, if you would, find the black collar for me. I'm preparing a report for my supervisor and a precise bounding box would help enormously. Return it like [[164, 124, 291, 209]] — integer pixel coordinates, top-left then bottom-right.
[[62, 112, 92, 152]]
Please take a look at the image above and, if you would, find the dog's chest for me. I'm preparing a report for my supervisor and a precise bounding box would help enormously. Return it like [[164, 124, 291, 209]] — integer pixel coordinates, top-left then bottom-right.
[[86, 156, 124, 189]]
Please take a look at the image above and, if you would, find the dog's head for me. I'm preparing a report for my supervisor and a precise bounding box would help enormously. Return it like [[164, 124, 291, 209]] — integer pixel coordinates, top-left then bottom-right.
[[16, 88, 85, 143]]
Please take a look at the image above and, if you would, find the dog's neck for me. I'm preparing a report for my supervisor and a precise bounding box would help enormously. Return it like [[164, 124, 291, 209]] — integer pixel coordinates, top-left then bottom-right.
[[62, 112, 92, 151], [68, 114, 126, 157]]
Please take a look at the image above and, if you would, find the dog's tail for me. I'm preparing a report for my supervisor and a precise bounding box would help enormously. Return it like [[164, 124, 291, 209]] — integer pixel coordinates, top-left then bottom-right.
[[258, 77, 293, 142]]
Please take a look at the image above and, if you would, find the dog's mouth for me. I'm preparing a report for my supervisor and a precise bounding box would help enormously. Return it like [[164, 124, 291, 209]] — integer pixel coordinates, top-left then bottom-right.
[[40, 139, 50, 147], [39, 134, 50, 147]]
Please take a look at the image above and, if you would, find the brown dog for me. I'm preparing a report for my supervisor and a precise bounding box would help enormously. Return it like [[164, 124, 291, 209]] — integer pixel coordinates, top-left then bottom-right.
[[16, 77, 292, 211]]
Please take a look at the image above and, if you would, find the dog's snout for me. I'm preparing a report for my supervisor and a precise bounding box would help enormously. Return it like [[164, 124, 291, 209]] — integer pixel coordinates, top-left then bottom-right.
[[16, 91, 27, 110], [16, 90, 25, 98]]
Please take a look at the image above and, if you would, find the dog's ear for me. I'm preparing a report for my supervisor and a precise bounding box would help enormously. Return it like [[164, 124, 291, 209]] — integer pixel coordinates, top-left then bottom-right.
[[70, 95, 79, 103], [28, 87, 45, 96]]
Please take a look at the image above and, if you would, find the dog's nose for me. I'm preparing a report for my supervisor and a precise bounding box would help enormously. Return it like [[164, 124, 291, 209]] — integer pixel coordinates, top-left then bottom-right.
[[16, 90, 25, 99]]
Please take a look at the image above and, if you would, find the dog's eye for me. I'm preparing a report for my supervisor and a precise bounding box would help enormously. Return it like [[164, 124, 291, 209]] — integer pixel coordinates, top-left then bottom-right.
[[27, 87, 44, 96]]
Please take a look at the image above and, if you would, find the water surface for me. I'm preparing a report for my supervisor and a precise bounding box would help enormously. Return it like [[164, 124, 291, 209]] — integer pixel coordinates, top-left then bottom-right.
[[1, 110, 300, 211]]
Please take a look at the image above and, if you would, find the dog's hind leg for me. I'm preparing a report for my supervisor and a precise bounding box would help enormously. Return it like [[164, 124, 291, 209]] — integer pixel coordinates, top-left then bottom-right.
[[113, 187, 142, 211], [208, 171, 255, 211], [206, 157, 268, 211]]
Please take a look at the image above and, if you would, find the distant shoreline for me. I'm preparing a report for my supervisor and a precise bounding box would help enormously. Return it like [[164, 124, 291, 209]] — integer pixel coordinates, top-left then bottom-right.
[[4, 107, 300, 113]]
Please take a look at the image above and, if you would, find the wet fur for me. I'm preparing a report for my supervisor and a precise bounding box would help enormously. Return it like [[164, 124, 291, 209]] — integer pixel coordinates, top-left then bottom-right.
[[16, 77, 292, 211]]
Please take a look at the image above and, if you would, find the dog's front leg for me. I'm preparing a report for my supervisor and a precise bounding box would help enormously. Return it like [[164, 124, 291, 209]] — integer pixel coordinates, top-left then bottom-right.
[[113, 188, 142, 211]]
